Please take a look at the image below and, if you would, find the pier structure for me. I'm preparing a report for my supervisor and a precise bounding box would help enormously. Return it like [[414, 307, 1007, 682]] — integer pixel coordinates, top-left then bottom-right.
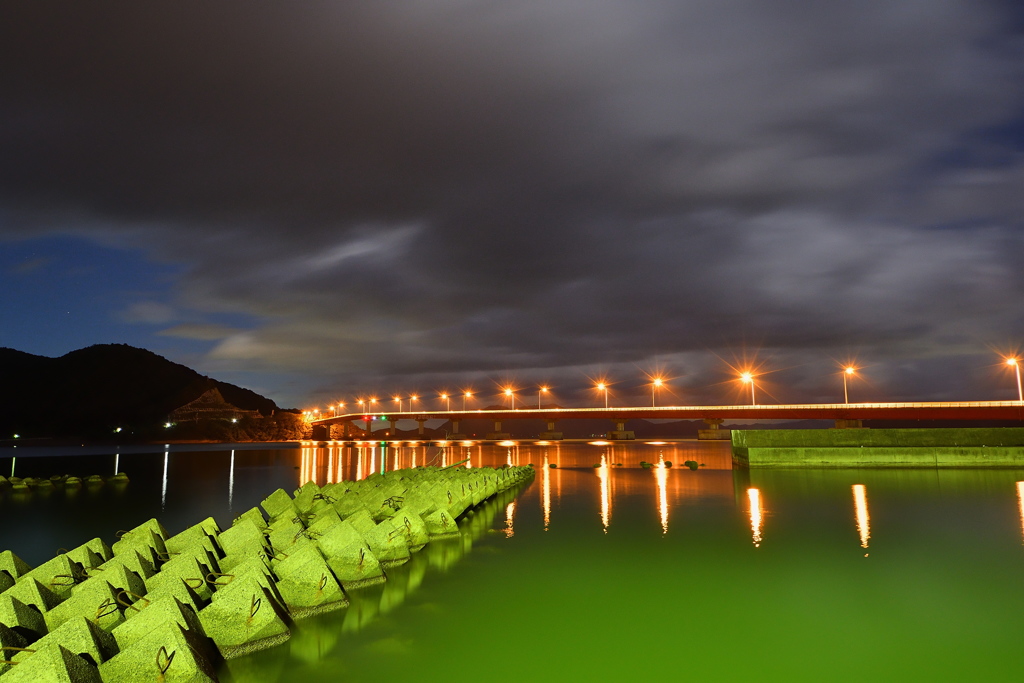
[[310, 401, 1024, 442]]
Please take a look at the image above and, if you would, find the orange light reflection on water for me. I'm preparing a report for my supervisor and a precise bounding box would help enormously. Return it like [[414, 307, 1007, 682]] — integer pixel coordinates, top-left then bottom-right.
[[542, 453, 551, 531], [1016, 482, 1024, 544], [504, 500, 516, 538], [748, 488, 763, 547], [598, 453, 612, 533], [655, 455, 669, 535], [853, 484, 870, 555]]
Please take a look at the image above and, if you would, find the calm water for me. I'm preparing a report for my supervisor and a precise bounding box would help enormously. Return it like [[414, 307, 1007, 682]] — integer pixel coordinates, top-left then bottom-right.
[[3, 440, 1024, 681]]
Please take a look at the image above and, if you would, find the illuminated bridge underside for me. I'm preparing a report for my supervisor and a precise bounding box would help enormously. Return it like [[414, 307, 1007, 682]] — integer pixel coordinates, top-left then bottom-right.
[[312, 401, 1024, 426]]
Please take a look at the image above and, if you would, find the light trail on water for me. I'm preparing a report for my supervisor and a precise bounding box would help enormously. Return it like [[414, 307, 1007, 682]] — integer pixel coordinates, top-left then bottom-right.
[[853, 484, 870, 554], [748, 488, 763, 547]]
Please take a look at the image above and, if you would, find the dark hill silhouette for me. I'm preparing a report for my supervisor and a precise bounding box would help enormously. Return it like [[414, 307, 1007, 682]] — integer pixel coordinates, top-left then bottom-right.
[[0, 344, 279, 439]]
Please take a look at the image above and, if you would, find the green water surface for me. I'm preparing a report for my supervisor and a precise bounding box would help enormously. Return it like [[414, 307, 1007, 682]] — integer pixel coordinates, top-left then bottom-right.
[[4, 441, 1024, 682]]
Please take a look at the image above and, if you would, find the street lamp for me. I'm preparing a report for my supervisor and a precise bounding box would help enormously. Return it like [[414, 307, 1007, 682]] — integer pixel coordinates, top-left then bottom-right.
[[740, 372, 756, 406], [1008, 358, 1023, 402], [597, 382, 608, 409], [538, 386, 549, 409], [440, 393, 450, 411], [357, 399, 365, 412], [463, 391, 472, 410], [410, 395, 418, 412], [652, 378, 664, 407], [394, 396, 403, 412], [504, 388, 515, 410], [843, 366, 856, 404]]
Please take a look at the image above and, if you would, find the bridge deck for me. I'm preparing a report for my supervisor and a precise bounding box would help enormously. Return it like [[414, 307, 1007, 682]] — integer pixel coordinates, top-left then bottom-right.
[[311, 401, 1024, 424]]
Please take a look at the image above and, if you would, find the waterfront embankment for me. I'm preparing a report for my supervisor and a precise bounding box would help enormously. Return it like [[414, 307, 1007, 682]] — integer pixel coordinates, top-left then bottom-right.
[[732, 427, 1024, 467]]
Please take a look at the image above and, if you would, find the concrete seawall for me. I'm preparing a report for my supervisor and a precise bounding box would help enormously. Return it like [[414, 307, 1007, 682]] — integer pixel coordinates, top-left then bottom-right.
[[732, 428, 1024, 468]]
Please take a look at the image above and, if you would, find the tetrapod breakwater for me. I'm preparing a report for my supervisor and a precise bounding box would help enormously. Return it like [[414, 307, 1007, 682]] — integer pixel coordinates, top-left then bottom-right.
[[0, 463, 534, 682]]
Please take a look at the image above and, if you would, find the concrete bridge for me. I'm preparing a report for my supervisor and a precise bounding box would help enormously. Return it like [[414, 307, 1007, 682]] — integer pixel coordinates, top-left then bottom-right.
[[309, 400, 1024, 441]]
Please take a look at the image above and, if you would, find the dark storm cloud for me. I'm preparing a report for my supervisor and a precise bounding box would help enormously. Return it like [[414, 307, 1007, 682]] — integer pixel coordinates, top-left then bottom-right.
[[2, 1, 1023, 404]]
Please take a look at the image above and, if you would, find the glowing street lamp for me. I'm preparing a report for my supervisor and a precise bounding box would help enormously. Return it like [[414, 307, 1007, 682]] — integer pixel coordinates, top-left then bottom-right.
[[538, 386, 549, 409], [440, 393, 450, 411], [410, 395, 419, 411], [393, 396, 403, 412], [504, 388, 516, 410], [843, 366, 856, 404], [651, 378, 664, 407], [463, 391, 472, 411], [1007, 358, 1023, 402], [357, 399, 365, 412], [740, 372, 756, 406], [597, 382, 608, 409]]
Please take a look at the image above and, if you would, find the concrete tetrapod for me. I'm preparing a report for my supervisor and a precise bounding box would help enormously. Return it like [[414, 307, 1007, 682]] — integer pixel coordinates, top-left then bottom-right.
[[96, 549, 157, 585], [216, 520, 268, 559], [7, 616, 118, 672], [112, 595, 206, 651], [0, 464, 535, 680], [231, 508, 268, 532], [0, 622, 29, 677], [63, 540, 112, 576], [42, 580, 126, 634], [313, 520, 385, 590], [20, 556, 82, 601], [260, 490, 298, 522], [99, 621, 217, 683], [271, 543, 348, 618], [0, 644, 102, 683], [71, 562, 147, 603], [0, 595, 48, 645], [198, 575, 290, 659]]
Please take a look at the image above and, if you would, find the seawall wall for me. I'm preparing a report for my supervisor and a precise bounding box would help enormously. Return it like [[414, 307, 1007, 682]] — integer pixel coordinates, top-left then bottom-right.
[[732, 427, 1024, 468]]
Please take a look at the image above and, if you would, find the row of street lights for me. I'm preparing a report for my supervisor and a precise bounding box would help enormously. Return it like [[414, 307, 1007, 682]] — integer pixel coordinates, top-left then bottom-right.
[[304, 356, 1024, 416]]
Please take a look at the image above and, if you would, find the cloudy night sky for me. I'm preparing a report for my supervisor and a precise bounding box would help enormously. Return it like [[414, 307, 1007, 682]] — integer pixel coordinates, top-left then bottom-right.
[[1, 2, 1023, 410]]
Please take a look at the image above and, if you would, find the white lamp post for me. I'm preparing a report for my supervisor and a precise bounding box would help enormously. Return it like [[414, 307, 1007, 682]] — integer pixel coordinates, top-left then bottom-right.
[[1008, 358, 1023, 402], [740, 373, 756, 406]]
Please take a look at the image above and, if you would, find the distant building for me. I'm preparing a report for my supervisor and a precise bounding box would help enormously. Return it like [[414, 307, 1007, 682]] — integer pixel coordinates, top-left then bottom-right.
[[169, 388, 260, 423]]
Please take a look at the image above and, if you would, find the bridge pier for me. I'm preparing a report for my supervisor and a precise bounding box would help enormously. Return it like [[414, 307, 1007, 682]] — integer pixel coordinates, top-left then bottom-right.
[[539, 419, 563, 440], [388, 419, 398, 438], [448, 419, 468, 440], [608, 420, 635, 440], [699, 418, 731, 440], [834, 419, 865, 429], [487, 420, 511, 440], [417, 419, 426, 436], [311, 424, 330, 441]]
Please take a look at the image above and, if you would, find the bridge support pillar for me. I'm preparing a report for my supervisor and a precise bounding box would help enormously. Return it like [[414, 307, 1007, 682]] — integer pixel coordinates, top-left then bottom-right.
[[608, 419, 635, 440], [699, 418, 731, 440], [833, 419, 865, 429], [388, 419, 398, 438], [417, 419, 426, 435], [540, 420, 563, 440], [448, 419, 468, 440], [487, 420, 511, 440], [311, 424, 330, 441]]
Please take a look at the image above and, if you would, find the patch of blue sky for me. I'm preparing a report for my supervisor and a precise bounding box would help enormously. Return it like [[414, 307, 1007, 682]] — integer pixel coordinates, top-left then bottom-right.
[[0, 234, 185, 356]]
